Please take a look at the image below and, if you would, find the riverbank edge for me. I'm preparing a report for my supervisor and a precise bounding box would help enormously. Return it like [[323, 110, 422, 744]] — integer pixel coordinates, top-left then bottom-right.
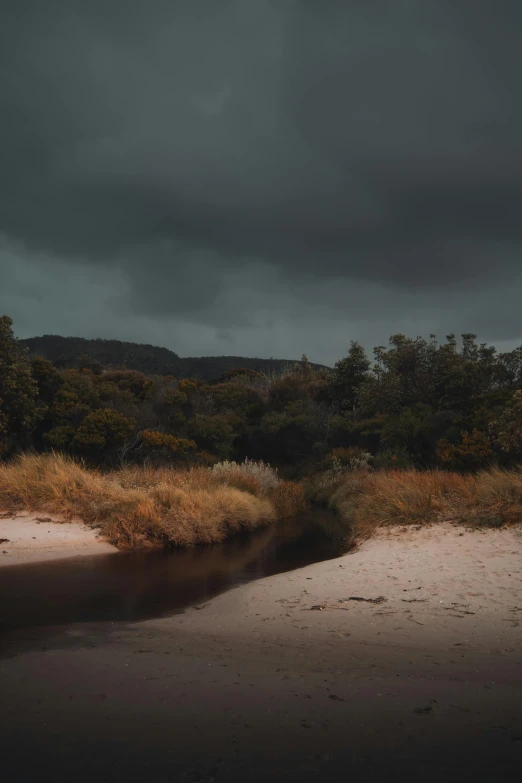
[[154, 520, 522, 655], [0, 512, 117, 566]]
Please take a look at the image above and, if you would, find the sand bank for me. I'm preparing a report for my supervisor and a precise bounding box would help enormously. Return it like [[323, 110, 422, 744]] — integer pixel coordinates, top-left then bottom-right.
[[1, 523, 521, 781], [0, 511, 116, 566], [170, 521, 522, 654]]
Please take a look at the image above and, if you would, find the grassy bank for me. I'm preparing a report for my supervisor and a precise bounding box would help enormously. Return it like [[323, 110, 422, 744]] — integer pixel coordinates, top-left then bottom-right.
[[4, 453, 520, 553], [0, 454, 307, 549], [310, 466, 522, 544]]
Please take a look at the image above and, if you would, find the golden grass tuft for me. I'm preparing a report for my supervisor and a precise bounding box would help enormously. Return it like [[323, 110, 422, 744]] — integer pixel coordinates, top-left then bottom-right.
[[267, 480, 308, 520], [0, 453, 280, 549], [159, 486, 275, 546], [315, 465, 522, 542], [0, 452, 112, 522], [212, 469, 263, 497]]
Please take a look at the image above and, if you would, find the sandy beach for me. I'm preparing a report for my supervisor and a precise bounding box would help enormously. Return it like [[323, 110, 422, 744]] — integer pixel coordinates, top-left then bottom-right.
[[0, 512, 116, 566], [1, 523, 522, 781], [173, 521, 522, 653]]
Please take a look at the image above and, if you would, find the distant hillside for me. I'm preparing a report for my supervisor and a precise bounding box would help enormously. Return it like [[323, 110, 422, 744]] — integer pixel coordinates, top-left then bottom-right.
[[22, 335, 182, 377], [21, 335, 330, 381]]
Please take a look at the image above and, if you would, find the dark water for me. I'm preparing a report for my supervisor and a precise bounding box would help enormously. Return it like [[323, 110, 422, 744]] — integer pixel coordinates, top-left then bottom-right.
[[0, 512, 348, 651]]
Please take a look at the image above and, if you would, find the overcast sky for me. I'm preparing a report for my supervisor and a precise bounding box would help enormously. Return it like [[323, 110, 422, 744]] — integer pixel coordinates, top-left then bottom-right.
[[1, 0, 522, 365]]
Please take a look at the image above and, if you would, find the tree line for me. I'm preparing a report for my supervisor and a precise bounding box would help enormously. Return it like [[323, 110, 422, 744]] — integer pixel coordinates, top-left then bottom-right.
[[2, 315, 522, 473], [21, 334, 328, 380]]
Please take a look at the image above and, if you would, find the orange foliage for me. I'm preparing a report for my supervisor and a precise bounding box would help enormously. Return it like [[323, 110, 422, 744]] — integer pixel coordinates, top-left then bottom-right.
[[436, 429, 493, 469], [140, 430, 196, 453]]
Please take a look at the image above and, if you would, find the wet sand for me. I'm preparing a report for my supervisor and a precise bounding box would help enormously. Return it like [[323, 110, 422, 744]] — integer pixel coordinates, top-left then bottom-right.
[[1, 524, 521, 781], [0, 512, 116, 565]]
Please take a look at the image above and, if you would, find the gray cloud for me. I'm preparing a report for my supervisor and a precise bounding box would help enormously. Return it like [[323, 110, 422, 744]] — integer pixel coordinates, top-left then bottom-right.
[[1, 1, 522, 355]]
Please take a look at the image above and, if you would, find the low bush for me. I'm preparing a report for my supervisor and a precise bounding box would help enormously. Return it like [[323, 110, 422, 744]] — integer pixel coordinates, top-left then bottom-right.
[[212, 458, 280, 494], [317, 452, 372, 489]]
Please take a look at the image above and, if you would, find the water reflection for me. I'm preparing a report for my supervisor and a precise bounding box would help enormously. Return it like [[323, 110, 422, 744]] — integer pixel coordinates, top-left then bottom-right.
[[0, 511, 348, 647]]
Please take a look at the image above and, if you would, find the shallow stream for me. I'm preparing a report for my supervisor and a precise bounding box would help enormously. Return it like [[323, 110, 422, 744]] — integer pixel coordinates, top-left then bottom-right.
[[0, 511, 348, 653]]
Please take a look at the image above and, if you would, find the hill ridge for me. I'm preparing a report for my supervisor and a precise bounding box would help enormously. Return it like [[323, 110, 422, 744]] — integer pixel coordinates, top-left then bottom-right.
[[21, 335, 330, 381]]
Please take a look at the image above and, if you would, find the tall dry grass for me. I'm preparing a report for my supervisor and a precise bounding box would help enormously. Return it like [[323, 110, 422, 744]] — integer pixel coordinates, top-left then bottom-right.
[[0, 453, 299, 549], [267, 480, 308, 520], [312, 466, 522, 542]]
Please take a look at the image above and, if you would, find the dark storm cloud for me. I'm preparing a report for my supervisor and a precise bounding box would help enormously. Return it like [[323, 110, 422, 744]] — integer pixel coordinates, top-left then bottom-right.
[[1, 0, 522, 321]]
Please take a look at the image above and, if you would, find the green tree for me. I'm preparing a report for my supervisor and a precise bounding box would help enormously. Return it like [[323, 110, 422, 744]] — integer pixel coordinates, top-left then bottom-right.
[[139, 430, 196, 463], [187, 414, 237, 459], [488, 390, 522, 462], [293, 353, 313, 380], [372, 334, 438, 412], [0, 315, 41, 455], [30, 356, 63, 404], [253, 400, 328, 467], [74, 408, 135, 458], [329, 341, 371, 417], [494, 346, 522, 390], [380, 403, 434, 467], [218, 367, 263, 383], [436, 429, 493, 470]]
